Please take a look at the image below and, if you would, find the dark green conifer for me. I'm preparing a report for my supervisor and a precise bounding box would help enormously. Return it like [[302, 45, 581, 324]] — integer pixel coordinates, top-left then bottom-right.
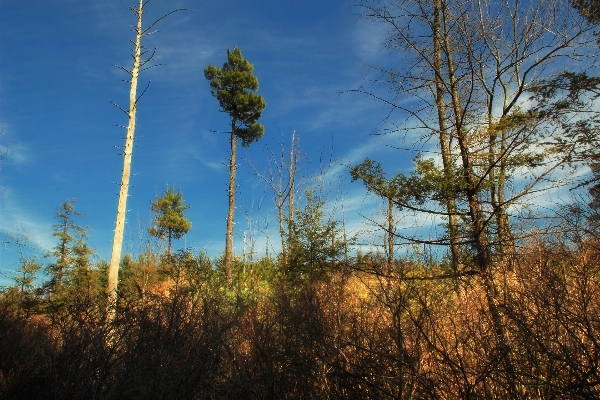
[[205, 46, 266, 283]]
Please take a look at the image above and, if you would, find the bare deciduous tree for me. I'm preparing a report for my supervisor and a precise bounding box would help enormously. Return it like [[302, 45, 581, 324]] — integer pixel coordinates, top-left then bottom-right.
[[354, 0, 596, 394], [250, 131, 301, 266]]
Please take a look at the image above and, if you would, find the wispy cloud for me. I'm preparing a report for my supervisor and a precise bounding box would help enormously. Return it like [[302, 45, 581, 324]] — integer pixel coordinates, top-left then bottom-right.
[[161, 130, 227, 178], [0, 124, 32, 167], [352, 17, 389, 60], [0, 188, 53, 268]]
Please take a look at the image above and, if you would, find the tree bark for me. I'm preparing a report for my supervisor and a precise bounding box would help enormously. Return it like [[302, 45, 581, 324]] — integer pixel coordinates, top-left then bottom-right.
[[224, 120, 237, 284], [433, 0, 462, 272], [440, 3, 492, 272], [387, 196, 394, 270], [440, 7, 517, 395], [287, 131, 296, 260]]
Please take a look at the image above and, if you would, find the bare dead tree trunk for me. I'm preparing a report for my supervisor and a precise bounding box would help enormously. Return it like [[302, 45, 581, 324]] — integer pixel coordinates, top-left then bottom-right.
[[106, 2, 184, 311], [107, 0, 144, 311]]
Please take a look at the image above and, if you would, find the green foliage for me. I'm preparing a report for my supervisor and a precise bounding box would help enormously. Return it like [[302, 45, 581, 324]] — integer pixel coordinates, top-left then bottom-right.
[[204, 46, 266, 146], [13, 257, 42, 295], [213, 253, 274, 290], [246, 255, 279, 285], [350, 156, 461, 210], [574, 0, 600, 25], [287, 189, 345, 283], [232, 256, 280, 297], [148, 187, 191, 254], [67, 238, 98, 298], [96, 259, 109, 294], [529, 71, 600, 209], [160, 249, 215, 295], [529, 72, 600, 113], [529, 73, 600, 159], [350, 158, 399, 198], [44, 199, 92, 297], [10, 257, 42, 314], [118, 252, 160, 301]]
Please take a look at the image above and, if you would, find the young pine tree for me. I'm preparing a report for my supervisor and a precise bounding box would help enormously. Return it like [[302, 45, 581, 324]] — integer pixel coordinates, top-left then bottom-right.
[[287, 189, 345, 284], [11, 256, 42, 315], [148, 187, 191, 256], [45, 199, 90, 297]]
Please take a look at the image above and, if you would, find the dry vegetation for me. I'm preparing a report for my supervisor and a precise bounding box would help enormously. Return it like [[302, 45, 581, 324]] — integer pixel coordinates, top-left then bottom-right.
[[1, 227, 598, 399]]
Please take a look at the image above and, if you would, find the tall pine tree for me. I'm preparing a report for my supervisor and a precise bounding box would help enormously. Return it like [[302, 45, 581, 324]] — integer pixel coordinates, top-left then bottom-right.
[[205, 46, 266, 284]]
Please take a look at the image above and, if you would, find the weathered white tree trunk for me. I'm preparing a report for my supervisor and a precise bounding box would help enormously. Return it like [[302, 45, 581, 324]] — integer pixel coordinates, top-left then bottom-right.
[[107, 0, 144, 310]]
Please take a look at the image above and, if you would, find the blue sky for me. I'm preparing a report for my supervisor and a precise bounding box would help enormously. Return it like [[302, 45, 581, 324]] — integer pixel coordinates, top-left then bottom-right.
[[0, 0, 408, 279], [2, 0, 595, 284]]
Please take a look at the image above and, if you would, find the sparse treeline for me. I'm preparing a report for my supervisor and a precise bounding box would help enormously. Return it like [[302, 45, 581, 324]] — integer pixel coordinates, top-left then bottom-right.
[[1, 0, 600, 398], [1, 201, 599, 398]]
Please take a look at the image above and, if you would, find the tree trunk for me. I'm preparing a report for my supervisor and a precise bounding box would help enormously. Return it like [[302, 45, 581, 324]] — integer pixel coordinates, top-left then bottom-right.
[[287, 131, 296, 260], [167, 230, 172, 257], [278, 197, 286, 264], [387, 196, 394, 270], [433, 0, 462, 273], [440, 4, 492, 272], [441, 7, 517, 394], [224, 120, 237, 284], [107, 0, 143, 310]]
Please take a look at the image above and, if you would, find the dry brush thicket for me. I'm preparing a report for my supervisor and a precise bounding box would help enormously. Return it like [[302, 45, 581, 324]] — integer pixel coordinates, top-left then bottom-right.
[[1, 228, 598, 399]]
